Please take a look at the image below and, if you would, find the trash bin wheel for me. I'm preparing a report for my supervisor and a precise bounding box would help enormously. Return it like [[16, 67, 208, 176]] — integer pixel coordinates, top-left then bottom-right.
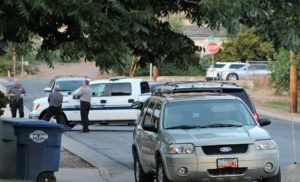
[[37, 172, 56, 182]]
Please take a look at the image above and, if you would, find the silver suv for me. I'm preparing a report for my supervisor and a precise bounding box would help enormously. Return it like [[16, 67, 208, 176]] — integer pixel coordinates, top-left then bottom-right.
[[132, 93, 280, 182]]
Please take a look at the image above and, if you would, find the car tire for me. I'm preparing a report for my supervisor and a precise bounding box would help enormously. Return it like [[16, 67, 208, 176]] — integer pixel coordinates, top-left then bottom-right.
[[156, 159, 171, 182], [226, 73, 239, 80], [261, 168, 281, 182], [134, 154, 154, 182], [37, 172, 56, 182]]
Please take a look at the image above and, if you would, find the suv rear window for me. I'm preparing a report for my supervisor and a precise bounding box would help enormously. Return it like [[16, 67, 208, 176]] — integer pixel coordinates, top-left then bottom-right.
[[110, 83, 132, 96]]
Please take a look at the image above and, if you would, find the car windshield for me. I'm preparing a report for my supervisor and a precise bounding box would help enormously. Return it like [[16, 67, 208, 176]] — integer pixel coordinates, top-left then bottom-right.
[[56, 80, 83, 92], [163, 99, 256, 129]]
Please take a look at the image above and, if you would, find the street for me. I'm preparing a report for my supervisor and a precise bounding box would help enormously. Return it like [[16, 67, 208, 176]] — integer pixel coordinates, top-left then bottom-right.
[[5, 78, 300, 181]]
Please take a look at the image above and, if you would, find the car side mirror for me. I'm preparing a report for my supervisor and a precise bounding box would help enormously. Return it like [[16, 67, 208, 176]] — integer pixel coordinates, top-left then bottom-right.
[[44, 87, 52, 92], [259, 116, 271, 127], [143, 123, 157, 132], [131, 101, 144, 110]]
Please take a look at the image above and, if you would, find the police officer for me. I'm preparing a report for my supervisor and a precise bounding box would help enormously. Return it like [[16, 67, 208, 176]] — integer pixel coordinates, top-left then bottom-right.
[[43, 85, 63, 123], [7, 79, 26, 118], [74, 80, 93, 132]]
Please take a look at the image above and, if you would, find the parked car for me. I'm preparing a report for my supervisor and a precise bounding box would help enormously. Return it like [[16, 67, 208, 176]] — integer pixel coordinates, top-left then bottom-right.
[[205, 62, 247, 80], [132, 92, 280, 182], [218, 63, 269, 80], [152, 81, 264, 121], [30, 77, 151, 126]]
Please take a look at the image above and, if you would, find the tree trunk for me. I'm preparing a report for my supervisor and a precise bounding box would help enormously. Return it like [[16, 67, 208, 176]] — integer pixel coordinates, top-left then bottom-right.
[[153, 65, 158, 81], [290, 50, 298, 113], [12, 46, 16, 77]]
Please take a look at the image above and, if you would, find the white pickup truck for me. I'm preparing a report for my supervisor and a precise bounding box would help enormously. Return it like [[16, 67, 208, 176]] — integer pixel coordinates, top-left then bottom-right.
[[29, 77, 151, 126]]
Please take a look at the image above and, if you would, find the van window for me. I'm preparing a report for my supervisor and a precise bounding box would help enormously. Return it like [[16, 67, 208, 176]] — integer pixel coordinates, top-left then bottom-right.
[[140, 81, 150, 94], [90, 83, 106, 97], [110, 83, 132, 96]]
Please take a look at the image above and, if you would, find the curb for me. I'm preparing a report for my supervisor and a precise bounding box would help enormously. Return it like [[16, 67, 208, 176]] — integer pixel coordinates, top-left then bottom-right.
[[61, 134, 110, 181]]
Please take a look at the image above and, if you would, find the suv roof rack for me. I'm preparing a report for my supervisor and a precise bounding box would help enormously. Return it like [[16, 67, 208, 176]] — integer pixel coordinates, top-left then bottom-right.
[[152, 81, 240, 97], [109, 76, 127, 81]]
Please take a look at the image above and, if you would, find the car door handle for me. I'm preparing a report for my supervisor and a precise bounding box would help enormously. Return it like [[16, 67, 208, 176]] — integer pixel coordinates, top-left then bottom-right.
[[100, 100, 106, 104], [128, 99, 134, 103]]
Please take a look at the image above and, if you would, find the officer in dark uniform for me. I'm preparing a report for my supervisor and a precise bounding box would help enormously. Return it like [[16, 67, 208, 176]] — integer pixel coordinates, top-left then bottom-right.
[[7, 79, 26, 118], [43, 85, 64, 123]]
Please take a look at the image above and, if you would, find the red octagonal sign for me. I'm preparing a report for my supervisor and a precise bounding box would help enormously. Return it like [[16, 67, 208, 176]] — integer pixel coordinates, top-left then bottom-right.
[[207, 42, 219, 53]]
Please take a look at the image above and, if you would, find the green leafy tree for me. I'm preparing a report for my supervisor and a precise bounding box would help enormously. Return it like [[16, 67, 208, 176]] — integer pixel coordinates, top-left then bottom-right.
[[269, 49, 300, 94], [215, 29, 275, 62]]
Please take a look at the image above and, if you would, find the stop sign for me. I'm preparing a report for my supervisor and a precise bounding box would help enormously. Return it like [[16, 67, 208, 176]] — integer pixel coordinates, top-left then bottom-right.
[[207, 42, 219, 53]]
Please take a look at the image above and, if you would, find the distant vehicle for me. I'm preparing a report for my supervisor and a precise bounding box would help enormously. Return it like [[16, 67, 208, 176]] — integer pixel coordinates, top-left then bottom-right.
[[29, 75, 91, 126], [205, 62, 247, 80], [218, 63, 269, 81], [132, 92, 280, 182], [30, 77, 151, 126]]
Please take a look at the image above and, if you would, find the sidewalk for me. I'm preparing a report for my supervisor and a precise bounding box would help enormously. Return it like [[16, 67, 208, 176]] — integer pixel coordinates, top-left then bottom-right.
[[1, 106, 106, 182]]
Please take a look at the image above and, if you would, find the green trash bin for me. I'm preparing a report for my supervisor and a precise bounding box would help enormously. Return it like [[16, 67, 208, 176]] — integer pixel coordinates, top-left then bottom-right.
[[0, 118, 18, 179]]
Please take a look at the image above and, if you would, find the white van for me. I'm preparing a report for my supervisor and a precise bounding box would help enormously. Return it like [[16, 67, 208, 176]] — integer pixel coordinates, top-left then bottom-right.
[[29, 77, 151, 126]]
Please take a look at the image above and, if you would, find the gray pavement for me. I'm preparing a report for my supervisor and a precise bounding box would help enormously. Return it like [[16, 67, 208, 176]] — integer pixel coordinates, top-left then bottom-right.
[[2, 77, 300, 181]]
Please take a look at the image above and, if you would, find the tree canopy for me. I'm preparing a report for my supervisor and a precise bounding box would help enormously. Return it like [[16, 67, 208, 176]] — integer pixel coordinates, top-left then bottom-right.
[[0, 0, 299, 70], [215, 29, 275, 62]]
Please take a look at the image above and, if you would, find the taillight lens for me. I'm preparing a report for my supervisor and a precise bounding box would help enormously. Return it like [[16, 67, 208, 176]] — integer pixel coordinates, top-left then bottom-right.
[[253, 112, 260, 121]]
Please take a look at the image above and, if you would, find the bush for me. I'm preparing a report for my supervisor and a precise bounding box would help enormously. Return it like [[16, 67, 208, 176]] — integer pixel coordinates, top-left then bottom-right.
[[0, 92, 9, 116], [268, 49, 300, 94]]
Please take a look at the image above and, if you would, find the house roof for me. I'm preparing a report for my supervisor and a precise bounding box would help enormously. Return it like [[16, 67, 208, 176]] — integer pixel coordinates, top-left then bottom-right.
[[183, 25, 227, 38]]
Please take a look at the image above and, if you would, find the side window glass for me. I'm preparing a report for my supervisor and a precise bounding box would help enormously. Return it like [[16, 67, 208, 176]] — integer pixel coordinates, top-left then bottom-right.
[[111, 83, 132, 96], [247, 65, 255, 70], [137, 100, 150, 124], [140, 82, 150, 94], [49, 80, 55, 90], [229, 64, 245, 69], [142, 101, 156, 130], [90, 83, 106, 97], [152, 103, 161, 130]]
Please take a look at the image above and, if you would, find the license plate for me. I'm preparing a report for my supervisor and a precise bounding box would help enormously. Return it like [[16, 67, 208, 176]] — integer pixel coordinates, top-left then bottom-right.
[[217, 158, 238, 168]]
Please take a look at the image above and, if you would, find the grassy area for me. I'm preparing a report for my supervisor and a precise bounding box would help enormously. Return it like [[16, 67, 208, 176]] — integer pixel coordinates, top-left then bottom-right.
[[259, 100, 300, 112]]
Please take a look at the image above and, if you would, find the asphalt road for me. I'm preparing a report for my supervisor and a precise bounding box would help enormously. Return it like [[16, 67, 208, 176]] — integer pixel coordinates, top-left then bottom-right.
[[4, 78, 300, 180]]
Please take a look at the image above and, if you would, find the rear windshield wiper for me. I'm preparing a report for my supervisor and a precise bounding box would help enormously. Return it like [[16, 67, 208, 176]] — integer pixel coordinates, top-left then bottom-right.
[[203, 124, 243, 128], [166, 125, 209, 130]]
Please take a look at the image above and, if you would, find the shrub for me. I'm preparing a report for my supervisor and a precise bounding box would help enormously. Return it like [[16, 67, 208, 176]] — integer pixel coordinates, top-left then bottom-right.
[[268, 49, 300, 94], [0, 92, 9, 116]]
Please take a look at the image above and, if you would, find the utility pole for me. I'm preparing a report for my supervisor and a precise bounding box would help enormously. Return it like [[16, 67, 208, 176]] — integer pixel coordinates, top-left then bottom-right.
[[153, 65, 158, 81], [12, 46, 16, 77], [290, 50, 298, 113]]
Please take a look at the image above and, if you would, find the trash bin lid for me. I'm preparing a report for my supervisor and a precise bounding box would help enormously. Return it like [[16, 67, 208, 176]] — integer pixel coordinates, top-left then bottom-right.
[[13, 121, 66, 129]]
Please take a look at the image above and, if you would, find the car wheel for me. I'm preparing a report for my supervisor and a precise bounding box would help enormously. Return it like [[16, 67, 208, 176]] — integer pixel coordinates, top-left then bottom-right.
[[37, 172, 56, 182], [261, 168, 281, 182], [134, 154, 154, 182], [226, 73, 239, 80], [156, 159, 171, 182]]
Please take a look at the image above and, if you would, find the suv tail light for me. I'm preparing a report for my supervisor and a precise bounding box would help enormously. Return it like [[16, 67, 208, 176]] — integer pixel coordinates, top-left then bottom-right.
[[253, 112, 260, 121]]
